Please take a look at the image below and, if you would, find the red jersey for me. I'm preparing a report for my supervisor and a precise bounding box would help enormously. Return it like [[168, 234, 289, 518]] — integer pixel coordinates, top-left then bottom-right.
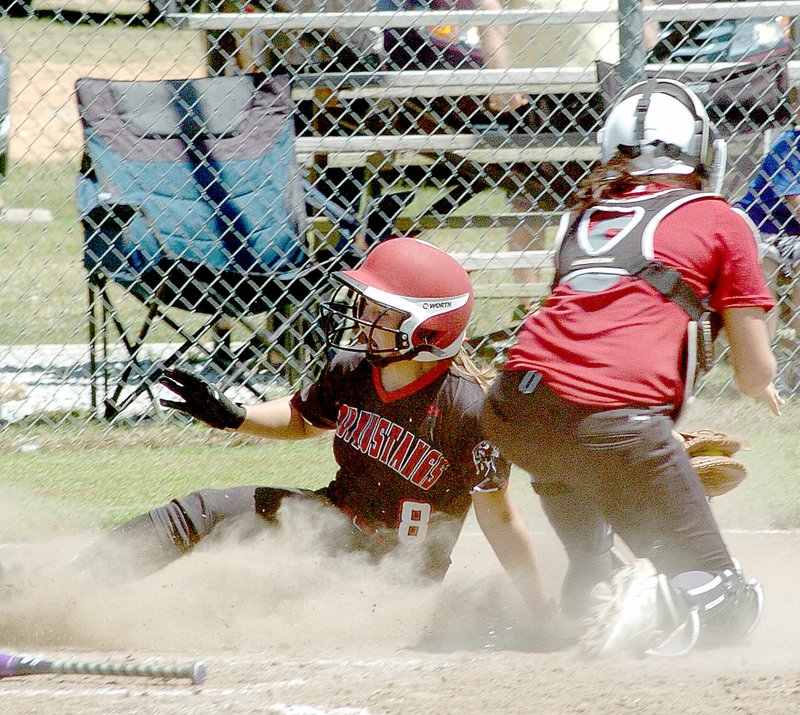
[[506, 184, 774, 408]]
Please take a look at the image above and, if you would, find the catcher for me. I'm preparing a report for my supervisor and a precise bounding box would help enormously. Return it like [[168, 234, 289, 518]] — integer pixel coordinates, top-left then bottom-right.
[[477, 79, 781, 659]]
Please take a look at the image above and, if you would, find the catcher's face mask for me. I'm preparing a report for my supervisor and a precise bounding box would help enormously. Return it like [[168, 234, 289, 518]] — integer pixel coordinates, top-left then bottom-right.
[[598, 78, 726, 193]]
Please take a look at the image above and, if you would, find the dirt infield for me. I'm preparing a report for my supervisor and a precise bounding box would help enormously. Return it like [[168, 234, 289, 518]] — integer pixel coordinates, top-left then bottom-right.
[[1, 504, 799, 715]]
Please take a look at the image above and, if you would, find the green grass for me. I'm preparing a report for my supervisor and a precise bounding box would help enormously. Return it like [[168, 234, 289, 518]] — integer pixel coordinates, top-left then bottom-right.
[[0, 424, 334, 534], [0, 161, 86, 344], [1, 396, 799, 538]]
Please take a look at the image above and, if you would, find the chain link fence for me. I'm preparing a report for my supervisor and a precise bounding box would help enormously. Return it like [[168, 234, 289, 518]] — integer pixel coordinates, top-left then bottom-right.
[[0, 1, 798, 434]]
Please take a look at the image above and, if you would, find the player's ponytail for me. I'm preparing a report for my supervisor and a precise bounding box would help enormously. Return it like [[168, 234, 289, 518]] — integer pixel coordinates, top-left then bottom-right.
[[452, 346, 495, 391]]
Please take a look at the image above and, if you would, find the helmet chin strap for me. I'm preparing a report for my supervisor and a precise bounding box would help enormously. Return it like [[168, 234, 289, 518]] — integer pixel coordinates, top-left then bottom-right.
[[366, 346, 419, 367], [366, 352, 405, 367]]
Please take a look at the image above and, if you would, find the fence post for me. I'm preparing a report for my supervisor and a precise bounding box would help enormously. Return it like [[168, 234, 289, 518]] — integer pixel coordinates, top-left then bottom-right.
[[617, 0, 646, 86], [204, 0, 244, 76]]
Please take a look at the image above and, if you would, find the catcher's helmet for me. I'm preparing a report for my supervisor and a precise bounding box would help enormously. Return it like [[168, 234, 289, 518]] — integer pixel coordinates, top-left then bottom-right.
[[598, 78, 726, 192], [321, 238, 473, 363]]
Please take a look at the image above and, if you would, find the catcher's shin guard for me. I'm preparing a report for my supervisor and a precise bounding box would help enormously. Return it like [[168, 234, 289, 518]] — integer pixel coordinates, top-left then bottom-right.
[[671, 566, 764, 648], [579, 559, 700, 659]]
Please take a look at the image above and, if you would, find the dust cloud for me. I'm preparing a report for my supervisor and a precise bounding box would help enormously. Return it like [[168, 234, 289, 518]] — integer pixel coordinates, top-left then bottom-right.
[[0, 482, 797, 673], [0, 493, 518, 657]]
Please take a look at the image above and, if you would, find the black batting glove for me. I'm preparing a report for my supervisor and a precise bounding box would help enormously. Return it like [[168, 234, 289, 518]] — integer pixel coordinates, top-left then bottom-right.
[[159, 367, 246, 430]]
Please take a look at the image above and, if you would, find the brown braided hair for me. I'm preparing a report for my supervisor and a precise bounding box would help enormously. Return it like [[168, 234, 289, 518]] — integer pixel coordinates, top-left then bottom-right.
[[573, 153, 705, 213]]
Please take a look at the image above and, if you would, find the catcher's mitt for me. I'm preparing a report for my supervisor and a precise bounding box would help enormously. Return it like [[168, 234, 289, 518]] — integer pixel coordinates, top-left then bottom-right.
[[676, 429, 748, 498]]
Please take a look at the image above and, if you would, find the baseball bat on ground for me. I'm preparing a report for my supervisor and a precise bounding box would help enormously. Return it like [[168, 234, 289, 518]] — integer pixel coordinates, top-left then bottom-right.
[[0, 653, 206, 685]]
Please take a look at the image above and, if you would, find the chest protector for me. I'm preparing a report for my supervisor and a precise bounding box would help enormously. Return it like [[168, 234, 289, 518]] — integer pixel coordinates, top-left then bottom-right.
[[553, 188, 722, 397]]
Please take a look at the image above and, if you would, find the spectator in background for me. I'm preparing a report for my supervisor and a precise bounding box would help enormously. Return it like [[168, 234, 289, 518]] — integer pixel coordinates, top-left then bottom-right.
[[217, 0, 549, 297], [735, 128, 800, 394]]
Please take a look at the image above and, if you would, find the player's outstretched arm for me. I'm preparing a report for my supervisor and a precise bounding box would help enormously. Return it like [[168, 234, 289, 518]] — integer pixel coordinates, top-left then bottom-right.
[[160, 367, 324, 438], [472, 485, 551, 613], [239, 397, 326, 440]]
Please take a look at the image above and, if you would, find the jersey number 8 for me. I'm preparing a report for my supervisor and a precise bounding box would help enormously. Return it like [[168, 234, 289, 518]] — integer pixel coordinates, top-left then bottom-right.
[[398, 500, 432, 544]]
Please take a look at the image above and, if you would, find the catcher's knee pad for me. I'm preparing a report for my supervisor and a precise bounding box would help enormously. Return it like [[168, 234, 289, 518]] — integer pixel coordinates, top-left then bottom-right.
[[670, 567, 764, 648]]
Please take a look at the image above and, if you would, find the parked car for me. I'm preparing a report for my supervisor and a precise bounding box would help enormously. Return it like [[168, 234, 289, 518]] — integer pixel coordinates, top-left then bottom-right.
[[0, 33, 10, 178], [649, 15, 791, 64]]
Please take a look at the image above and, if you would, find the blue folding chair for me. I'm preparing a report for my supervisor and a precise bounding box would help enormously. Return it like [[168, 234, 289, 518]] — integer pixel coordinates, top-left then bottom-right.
[[76, 73, 354, 420]]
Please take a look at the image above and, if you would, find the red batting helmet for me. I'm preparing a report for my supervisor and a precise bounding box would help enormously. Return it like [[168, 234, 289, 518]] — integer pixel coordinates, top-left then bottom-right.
[[321, 238, 474, 363]]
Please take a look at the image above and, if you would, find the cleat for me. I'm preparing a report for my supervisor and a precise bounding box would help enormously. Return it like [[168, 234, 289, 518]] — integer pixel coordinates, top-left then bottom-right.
[[580, 559, 698, 659]]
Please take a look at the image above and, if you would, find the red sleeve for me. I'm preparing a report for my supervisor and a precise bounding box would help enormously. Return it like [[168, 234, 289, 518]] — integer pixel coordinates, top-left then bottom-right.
[[655, 198, 774, 313], [709, 206, 774, 312]]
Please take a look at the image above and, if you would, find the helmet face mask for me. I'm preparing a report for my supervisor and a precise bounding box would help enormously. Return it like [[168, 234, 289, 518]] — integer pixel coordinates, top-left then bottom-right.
[[321, 281, 413, 364], [598, 78, 726, 193], [320, 238, 474, 364]]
